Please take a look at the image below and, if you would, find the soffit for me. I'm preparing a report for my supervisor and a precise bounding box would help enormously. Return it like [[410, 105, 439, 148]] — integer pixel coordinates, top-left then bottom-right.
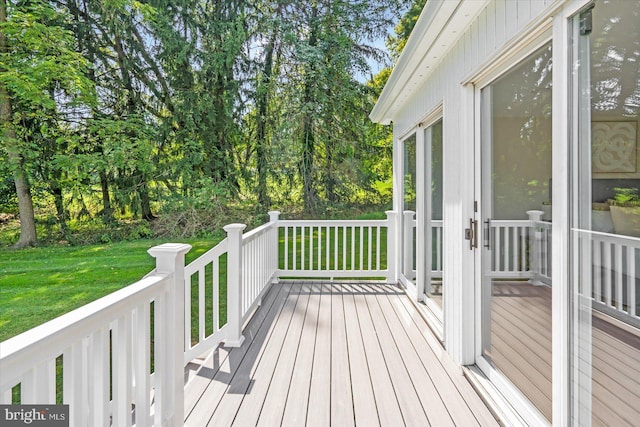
[[370, 0, 490, 125]]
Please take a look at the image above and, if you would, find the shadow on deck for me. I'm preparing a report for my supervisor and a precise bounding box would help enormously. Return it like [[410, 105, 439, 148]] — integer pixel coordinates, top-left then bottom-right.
[[184, 281, 499, 427]]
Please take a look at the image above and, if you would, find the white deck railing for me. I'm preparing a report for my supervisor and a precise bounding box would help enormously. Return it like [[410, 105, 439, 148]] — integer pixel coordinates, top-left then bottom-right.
[[277, 218, 391, 279], [0, 243, 191, 427], [587, 230, 639, 322], [400, 213, 442, 282], [2, 209, 638, 426], [487, 213, 552, 284], [183, 212, 280, 362]]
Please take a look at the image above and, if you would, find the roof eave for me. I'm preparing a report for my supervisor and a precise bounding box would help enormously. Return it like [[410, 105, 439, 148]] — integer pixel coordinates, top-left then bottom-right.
[[370, 0, 489, 124]]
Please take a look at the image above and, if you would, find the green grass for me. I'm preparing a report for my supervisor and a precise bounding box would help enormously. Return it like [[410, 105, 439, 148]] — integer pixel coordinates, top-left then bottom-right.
[[0, 236, 223, 342], [278, 226, 388, 273], [0, 210, 391, 343], [1, 210, 391, 404]]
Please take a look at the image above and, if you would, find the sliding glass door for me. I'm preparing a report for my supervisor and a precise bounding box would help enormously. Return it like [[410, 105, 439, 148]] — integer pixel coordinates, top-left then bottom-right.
[[402, 133, 417, 284], [479, 42, 554, 422], [570, 1, 640, 424], [422, 120, 444, 311], [401, 120, 444, 329]]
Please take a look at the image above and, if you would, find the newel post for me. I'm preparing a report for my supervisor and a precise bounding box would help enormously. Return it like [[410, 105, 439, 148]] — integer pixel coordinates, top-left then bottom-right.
[[224, 223, 247, 347], [386, 211, 398, 284], [148, 243, 191, 427], [268, 211, 281, 282], [527, 210, 544, 286]]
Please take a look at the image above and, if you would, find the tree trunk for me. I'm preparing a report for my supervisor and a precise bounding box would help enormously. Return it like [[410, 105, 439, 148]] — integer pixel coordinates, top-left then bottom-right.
[[100, 171, 114, 223], [301, 115, 316, 215], [255, 29, 277, 208], [1, 0, 37, 247], [114, 33, 155, 220], [52, 183, 67, 233], [325, 138, 336, 203], [300, 6, 319, 215], [138, 179, 155, 221]]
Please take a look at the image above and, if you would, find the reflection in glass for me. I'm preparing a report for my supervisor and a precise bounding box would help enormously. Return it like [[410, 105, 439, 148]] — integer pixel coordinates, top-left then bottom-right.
[[404, 135, 417, 212], [481, 43, 553, 421], [571, 1, 640, 424], [403, 134, 417, 281], [426, 121, 444, 308]]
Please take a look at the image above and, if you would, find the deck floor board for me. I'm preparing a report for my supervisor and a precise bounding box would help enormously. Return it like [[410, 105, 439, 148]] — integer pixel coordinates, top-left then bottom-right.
[[185, 281, 499, 427]]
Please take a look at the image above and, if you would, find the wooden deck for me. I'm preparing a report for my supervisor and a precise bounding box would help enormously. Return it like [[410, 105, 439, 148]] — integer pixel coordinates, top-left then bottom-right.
[[184, 281, 499, 426], [486, 282, 640, 425]]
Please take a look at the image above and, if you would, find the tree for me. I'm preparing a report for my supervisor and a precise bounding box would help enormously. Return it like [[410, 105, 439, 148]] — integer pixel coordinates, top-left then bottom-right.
[[0, 0, 35, 247], [276, 0, 402, 214], [386, 0, 426, 59], [0, 0, 93, 247]]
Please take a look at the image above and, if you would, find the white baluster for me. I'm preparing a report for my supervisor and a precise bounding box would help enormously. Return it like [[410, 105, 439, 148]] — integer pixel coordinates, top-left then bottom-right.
[[133, 304, 151, 427], [112, 314, 132, 427], [527, 210, 544, 285]]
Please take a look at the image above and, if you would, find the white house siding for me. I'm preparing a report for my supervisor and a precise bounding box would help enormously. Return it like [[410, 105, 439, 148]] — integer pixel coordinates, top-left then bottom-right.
[[389, 0, 559, 363]]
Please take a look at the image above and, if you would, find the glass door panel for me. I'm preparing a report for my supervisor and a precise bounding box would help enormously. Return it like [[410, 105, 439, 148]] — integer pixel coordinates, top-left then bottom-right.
[[403, 134, 417, 282], [480, 43, 553, 421], [423, 120, 444, 309], [571, 1, 640, 424]]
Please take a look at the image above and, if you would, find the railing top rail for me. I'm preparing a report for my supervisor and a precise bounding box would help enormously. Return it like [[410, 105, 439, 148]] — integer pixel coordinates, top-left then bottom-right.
[[0, 274, 169, 375], [242, 221, 276, 244], [574, 228, 640, 246], [489, 219, 535, 226], [184, 238, 228, 275], [277, 219, 388, 227]]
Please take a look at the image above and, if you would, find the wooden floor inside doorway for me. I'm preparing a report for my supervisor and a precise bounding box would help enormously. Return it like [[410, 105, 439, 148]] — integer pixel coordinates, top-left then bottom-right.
[[486, 281, 640, 425]]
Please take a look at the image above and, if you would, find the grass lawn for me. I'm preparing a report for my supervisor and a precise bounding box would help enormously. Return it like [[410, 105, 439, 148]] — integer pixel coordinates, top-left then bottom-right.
[[0, 236, 223, 342], [0, 211, 390, 344]]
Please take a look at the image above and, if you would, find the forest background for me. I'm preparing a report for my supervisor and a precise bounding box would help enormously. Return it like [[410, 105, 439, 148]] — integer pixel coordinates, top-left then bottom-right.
[[1, 0, 425, 248]]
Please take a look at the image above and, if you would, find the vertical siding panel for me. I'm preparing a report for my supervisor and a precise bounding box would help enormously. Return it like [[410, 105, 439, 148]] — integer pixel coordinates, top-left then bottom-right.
[[531, 0, 547, 15], [464, 28, 472, 75], [477, 9, 488, 65], [470, 20, 479, 71], [486, 1, 496, 52], [517, 0, 531, 31], [505, 0, 518, 39], [495, 0, 507, 46]]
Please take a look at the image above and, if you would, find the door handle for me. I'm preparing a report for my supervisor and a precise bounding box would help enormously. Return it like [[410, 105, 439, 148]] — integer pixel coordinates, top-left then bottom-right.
[[465, 218, 478, 250], [484, 219, 491, 249]]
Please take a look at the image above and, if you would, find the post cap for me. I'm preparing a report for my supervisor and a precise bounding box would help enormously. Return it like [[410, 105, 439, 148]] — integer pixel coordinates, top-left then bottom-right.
[[268, 211, 281, 221], [148, 243, 192, 258], [223, 223, 247, 232]]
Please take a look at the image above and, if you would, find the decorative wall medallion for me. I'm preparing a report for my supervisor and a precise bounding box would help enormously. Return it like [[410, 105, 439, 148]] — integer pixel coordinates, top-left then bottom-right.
[[592, 121, 639, 178]]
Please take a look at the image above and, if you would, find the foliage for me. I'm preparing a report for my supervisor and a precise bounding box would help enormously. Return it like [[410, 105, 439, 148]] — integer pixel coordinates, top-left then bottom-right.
[[610, 187, 640, 206], [386, 0, 426, 59], [0, 0, 420, 247]]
